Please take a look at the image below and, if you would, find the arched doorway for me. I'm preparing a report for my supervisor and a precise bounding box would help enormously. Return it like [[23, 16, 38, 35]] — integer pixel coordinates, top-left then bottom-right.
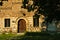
[[18, 19, 26, 33]]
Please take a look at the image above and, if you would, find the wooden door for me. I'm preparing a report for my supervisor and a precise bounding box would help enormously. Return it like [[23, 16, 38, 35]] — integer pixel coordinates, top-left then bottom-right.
[[18, 19, 26, 33]]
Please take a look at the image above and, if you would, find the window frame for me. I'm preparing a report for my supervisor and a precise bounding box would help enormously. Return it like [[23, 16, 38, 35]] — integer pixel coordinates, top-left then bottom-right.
[[33, 17, 39, 27], [5, 19, 10, 27]]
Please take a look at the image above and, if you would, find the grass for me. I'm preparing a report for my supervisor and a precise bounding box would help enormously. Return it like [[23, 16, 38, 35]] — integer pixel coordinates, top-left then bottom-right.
[[0, 33, 17, 40], [0, 32, 60, 40], [9, 32, 60, 40]]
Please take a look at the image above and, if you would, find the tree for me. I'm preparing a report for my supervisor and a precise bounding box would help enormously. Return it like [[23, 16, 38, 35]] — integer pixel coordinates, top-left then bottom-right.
[[33, 0, 60, 23], [22, 0, 60, 23], [22, 0, 60, 32]]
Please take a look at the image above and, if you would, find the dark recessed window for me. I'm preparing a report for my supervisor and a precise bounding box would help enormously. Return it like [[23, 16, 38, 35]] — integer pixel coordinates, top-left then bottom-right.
[[0, 0, 8, 6], [5, 19, 10, 27], [2, 0, 8, 1], [33, 17, 39, 27], [0, 2, 3, 6]]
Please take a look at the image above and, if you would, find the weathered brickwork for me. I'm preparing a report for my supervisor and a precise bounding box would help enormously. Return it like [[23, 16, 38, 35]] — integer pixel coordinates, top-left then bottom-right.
[[0, 0, 45, 33]]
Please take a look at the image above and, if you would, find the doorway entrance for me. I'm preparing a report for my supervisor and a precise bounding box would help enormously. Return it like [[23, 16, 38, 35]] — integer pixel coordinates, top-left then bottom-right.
[[18, 19, 26, 33]]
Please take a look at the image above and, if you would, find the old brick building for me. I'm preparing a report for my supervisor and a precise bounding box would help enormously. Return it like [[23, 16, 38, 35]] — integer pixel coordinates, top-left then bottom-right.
[[0, 0, 45, 33]]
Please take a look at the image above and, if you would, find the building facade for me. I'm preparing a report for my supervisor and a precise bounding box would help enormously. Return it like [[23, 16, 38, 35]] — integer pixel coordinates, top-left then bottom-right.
[[0, 0, 45, 33]]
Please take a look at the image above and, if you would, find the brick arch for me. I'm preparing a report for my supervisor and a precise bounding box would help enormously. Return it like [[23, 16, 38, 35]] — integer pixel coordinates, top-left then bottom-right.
[[16, 17, 28, 24], [18, 19, 26, 33], [16, 17, 29, 33]]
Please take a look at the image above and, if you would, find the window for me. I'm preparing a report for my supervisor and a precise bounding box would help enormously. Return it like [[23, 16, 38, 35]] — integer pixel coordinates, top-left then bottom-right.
[[2, 0, 8, 1], [33, 17, 39, 27], [0, 1, 3, 6], [5, 19, 10, 27], [0, 0, 8, 6]]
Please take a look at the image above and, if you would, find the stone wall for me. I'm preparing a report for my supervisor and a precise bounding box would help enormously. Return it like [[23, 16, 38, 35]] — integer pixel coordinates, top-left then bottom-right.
[[0, 0, 46, 33]]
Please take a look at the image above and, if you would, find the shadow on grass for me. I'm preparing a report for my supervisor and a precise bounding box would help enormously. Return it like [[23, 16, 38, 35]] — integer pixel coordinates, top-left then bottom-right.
[[10, 32, 60, 40]]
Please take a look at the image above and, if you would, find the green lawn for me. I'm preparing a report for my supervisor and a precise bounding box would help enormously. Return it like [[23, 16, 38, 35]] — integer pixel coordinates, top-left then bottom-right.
[[1, 34, 51, 40], [0, 32, 60, 40], [9, 32, 60, 40], [0, 33, 17, 40]]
